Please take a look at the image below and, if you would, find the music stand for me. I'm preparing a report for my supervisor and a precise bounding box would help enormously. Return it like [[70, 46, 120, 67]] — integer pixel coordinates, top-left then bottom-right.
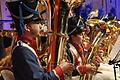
[[109, 50, 120, 80], [108, 35, 120, 80]]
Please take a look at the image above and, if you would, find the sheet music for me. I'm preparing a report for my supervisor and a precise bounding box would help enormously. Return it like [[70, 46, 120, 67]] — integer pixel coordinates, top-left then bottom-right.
[[109, 35, 120, 60]]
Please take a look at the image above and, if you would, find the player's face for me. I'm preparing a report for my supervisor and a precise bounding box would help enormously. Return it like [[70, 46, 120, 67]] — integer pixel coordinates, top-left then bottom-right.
[[29, 23, 41, 36]]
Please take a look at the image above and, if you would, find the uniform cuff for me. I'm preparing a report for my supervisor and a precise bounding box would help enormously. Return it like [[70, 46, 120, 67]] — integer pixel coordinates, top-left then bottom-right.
[[76, 65, 87, 75], [53, 65, 64, 80]]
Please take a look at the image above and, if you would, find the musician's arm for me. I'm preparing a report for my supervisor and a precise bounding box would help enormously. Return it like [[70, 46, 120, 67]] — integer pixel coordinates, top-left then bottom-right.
[[12, 46, 64, 80]]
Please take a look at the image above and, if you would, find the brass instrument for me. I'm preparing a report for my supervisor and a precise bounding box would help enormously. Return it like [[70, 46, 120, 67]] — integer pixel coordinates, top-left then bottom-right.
[[86, 19, 105, 27], [0, 30, 17, 73], [86, 19, 107, 43], [90, 21, 120, 80], [89, 19, 120, 80], [80, 19, 107, 80], [87, 31, 105, 63], [107, 20, 120, 45], [98, 20, 120, 63]]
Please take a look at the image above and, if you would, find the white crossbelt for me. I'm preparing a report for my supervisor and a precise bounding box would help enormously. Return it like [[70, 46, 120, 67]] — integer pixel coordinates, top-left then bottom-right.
[[13, 41, 42, 68]]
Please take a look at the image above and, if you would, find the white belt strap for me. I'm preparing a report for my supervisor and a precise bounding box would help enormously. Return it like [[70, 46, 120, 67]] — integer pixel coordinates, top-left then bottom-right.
[[13, 41, 42, 67]]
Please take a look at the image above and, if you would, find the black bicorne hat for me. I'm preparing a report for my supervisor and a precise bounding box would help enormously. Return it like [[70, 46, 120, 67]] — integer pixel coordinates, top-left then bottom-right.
[[6, 0, 39, 20], [6, 0, 40, 35], [67, 16, 85, 36]]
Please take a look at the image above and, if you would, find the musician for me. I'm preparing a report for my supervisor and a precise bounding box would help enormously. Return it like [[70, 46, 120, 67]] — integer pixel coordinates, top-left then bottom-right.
[[6, 0, 74, 80], [67, 16, 101, 76], [82, 7, 120, 80]]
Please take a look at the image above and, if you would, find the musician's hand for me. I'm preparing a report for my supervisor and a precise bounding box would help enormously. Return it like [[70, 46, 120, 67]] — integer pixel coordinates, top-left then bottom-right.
[[59, 59, 75, 74], [92, 55, 102, 67], [86, 64, 97, 73]]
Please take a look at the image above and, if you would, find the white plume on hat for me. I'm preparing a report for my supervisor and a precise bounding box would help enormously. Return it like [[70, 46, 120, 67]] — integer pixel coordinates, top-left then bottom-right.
[[88, 9, 98, 19]]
